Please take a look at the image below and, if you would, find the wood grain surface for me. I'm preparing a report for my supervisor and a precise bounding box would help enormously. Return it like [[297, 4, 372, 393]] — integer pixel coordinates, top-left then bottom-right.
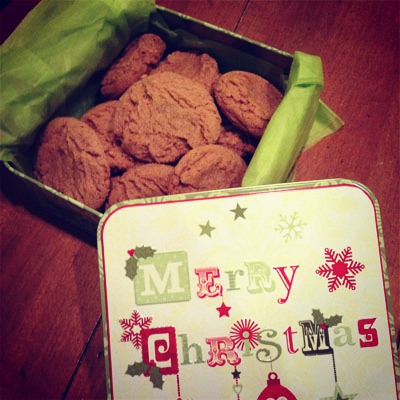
[[0, 0, 398, 398]]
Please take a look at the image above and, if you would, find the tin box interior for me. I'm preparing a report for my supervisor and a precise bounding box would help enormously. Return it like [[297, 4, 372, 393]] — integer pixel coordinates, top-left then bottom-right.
[[4, 6, 294, 235]]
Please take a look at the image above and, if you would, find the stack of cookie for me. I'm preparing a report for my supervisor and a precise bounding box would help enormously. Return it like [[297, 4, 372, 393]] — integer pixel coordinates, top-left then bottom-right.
[[34, 33, 283, 211]]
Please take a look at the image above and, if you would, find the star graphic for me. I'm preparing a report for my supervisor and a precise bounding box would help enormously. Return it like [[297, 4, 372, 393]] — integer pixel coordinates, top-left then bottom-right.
[[216, 302, 231, 317], [231, 369, 241, 379], [230, 203, 247, 220], [199, 220, 216, 237], [320, 384, 357, 400]]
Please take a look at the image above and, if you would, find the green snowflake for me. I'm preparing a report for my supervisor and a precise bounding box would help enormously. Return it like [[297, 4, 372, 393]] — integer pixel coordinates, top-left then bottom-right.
[[275, 212, 306, 242]]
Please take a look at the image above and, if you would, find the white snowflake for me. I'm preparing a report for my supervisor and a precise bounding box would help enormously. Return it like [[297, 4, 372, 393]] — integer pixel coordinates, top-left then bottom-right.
[[275, 212, 306, 242]]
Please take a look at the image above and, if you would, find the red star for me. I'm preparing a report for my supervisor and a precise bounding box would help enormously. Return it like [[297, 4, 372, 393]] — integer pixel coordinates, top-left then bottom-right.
[[216, 302, 231, 317]]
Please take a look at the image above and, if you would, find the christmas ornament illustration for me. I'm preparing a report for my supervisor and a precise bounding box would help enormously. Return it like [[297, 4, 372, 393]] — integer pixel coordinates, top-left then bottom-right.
[[257, 371, 297, 400], [315, 246, 365, 292]]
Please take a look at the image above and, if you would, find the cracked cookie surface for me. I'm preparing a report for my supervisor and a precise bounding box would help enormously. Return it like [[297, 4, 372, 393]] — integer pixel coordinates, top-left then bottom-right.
[[150, 51, 220, 93], [168, 144, 247, 194], [101, 33, 166, 100], [35, 117, 110, 210], [114, 72, 222, 164], [214, 70, 282, 138], [217, 128, 257, 160], [81, 101, 136, 174], [107, 163, 174, 207]]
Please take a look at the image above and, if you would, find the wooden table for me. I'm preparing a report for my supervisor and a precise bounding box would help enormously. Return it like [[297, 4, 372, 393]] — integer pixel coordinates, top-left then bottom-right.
[[1, 0, 398, 398]]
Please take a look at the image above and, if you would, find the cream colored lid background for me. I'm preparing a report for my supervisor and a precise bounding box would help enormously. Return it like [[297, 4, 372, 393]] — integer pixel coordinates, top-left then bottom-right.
[[99, 182, 399, 399]]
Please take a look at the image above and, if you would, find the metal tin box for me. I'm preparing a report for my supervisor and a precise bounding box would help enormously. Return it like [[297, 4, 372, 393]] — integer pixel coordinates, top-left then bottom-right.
[[4, 6, 295, 235], [98, 179, 400, 399]]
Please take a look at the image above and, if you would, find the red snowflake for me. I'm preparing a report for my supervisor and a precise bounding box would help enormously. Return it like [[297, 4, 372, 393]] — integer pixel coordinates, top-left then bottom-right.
[[316, 246, 365, 292], [119, 309, 153, 349], [230, 319, 261, 351]]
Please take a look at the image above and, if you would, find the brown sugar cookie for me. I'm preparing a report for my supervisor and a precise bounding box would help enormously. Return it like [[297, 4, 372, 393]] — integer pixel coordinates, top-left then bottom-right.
[[114, 72, 222, 164], [81, 101, 136, 173], [217, 128, 257, 160], [150, 51, 220, 93], [101, 33, 166, 100], [35, 117, 110, 210], [213, 71, 283, 138], [168, 144, 247, 194], [106, 163, 174, 208]]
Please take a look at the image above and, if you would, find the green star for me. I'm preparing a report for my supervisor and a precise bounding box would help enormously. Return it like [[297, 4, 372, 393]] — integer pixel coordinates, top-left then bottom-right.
[[230, 203, 247, 220], [199, 220, 216, 237], [320, 384, 357, 400]]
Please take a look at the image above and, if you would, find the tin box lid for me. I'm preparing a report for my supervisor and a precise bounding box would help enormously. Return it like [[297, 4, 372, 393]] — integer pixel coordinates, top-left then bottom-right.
[[97, 179, 399, 399]]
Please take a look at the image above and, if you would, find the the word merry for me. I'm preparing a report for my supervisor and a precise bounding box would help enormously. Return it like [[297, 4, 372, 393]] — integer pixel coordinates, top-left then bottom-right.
[[134, 251, 299, 305]]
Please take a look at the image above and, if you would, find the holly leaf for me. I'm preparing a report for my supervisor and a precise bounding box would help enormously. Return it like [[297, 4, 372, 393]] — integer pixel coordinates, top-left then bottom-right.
[[325, 314, 343, 327], [312, 309, 325, 325], [125, 256, 139, 280], [135, 245, 156, 259], [149, 366, 164, 389], [126, 361, 148, 377]]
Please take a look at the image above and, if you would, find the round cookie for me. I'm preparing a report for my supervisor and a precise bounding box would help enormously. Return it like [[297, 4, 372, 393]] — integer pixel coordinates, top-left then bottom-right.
[[101, 33, 166, 100], [106, 163, 174, 208], [35, 117, 110, 210], [213, 71, 283, 138], [150, 51, 220, 93], [217, 128, 257, 160], [114, 72, 223, 164], [168, 144, 247, 194], [81, 101, 136, 173]]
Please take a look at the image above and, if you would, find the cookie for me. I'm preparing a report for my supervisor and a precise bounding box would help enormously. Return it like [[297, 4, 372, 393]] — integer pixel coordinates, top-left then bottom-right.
[[114, 72, 222, 164], [81, 101, 136, 173], [168, 144, 247, 194], [213, 71, 283, 138], [101, 33, 166, 100], [217, 128, 257, 160], [106, 163, 174, 207], [35, 117, 110, 210], [150, 51, 220, 93]]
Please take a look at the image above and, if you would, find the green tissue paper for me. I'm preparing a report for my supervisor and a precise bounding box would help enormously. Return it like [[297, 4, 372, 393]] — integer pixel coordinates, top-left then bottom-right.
[[0, 0, 343, 188], [243, 51, 344, 186], [0, 0, 156, 163]]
